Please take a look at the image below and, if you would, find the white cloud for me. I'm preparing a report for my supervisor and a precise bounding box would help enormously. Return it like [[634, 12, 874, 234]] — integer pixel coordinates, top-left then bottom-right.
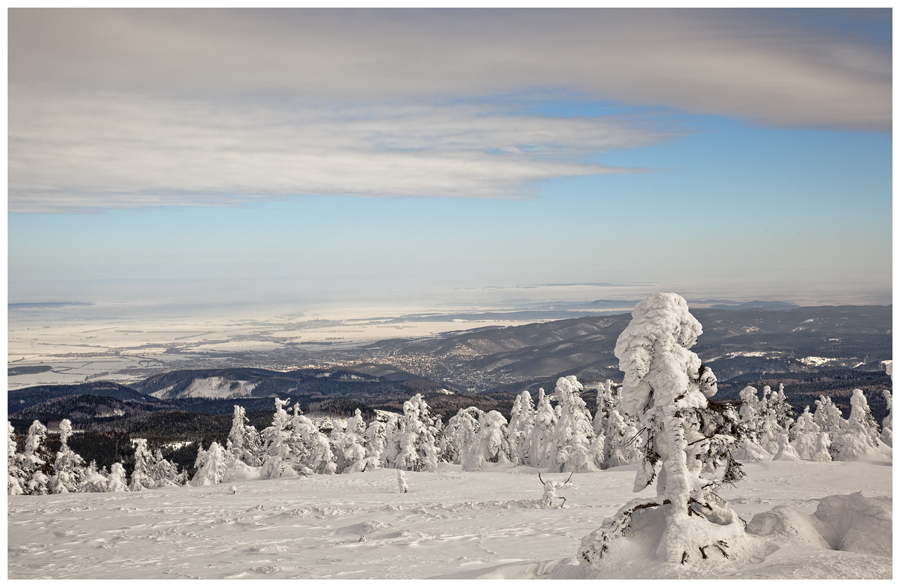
[[8, 8, 890, 212], [9, 92, 673, 212]]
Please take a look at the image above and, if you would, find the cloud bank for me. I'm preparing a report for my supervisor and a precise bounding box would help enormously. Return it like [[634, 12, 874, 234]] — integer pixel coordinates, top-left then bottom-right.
[[8, 8, 890, 212]]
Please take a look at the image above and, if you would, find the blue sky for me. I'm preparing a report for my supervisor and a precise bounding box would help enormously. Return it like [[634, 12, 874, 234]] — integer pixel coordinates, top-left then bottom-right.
[[7, 9, 892, 309]]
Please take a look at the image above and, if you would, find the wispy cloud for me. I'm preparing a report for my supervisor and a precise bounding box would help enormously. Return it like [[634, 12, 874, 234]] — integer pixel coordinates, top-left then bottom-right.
[[9, 94, 673, 212], [8, 8, 890, 212]]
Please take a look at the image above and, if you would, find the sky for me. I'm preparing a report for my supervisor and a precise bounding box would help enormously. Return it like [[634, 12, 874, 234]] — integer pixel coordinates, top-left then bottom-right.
[[6, 8, 893, 312]]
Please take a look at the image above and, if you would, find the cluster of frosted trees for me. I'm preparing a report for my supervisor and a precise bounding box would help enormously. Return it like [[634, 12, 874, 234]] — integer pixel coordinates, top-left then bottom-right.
[[8, 369, 893, 495], [735, 383, 892, 463], [7, 419, 185, 495], [191, 375, 647, 487]]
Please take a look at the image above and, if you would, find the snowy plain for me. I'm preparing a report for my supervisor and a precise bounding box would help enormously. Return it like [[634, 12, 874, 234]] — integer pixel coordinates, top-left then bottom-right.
[[7, 456, 892, 580]]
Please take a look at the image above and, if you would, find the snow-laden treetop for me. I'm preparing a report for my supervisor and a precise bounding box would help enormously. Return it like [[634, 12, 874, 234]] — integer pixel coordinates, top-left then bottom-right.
[[614, 292, 717, 419]]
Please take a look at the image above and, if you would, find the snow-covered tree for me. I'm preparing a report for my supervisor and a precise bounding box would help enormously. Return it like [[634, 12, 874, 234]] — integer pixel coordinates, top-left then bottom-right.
[[78, 461, 110, 493], [260, 398, 299, 479], [363, 416, 391, 471], [813, 395, 844, 436], [593, 380, 617, 437], [106, 462, 129, 492], [397, 469, 408, 493], [191, 441, 228, 486], [394, 394, 440, 472], [8, 422, 25, 495], [529, 389, 558, 469], [129, 438, 153, 491], [441, 407, 482, 465], [148, 449, 186, 487], [770, 384, 796, 434], [227, 405, 263, 466], [881, 389, 892, 447], [772, 432, 800, 461], [831, 389, 881, 461], [330, 411, 369, 474], [579, 293, 754, 569], [552, 376, 598, 473], [288, 404, 337, 475], [49, 420, 85, 494], [755, 386, 789, 454], [21, 420, 53, 495], [461, 410, 510, 471], [789, 406, 828, 461], [507, 391, 536, 466], [602, 408, 642, 469]]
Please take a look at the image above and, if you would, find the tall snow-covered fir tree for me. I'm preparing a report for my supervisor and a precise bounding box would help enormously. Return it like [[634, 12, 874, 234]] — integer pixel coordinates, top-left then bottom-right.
[[461, 410, 510, 471], [831, 389, 882, 461], [579, 293, 756, 570], [21, 420, 53, 495], [8, 422, 25, 495], [363, 416, 391, 470], [551, 376, 598, 473], [789, 406, 830, 461], [881, 389, 892, 447], [149, 448, 185, 487], [530, 389, 558, 469], [49, 419, 85, 494], [813, 396, 844, 437], [289, 403, 337, 475], [227, 405, 264, 467], [129, 438, 154, 491], [192, 441, 228, 486], [260, 398, 299, 479], [442, 407, 482, 466], [394, 394, 440, 472], [507, 391, 536, 466]]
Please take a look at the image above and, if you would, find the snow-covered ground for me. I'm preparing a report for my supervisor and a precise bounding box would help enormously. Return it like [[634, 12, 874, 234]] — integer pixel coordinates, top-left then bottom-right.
[[7, 457, 891, 579]]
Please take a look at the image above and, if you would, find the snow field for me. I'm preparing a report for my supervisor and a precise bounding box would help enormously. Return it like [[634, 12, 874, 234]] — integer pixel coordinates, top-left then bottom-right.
[[7, 458, 891, 580]]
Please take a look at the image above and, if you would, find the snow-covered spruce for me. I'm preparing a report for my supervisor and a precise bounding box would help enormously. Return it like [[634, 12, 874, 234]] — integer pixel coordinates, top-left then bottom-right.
[[530, 389, 558, 469], [21, 420, 53, 495], [226, 405, 264, 467], [789, 406, 831, 462], [192, 441, 228, 486], [831, 389, 883, 461], [393, 394, 441, 472], [441, 406, 482, 466], [49, 419, 86, 494], [507, 390, 536, 466], [461, 410, 511, 471], [129, 438, 154, 491], [106, 462, 129, 492], [579, 293, 760, 570], [551, 376, 598, 473], [8, 422, 25, 495], [881, 389, 892, 447]]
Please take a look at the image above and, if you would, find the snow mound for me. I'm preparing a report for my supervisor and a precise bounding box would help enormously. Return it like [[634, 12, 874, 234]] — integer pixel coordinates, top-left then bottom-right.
[[575, 499, 769, 579], [748, 492, 891, 557]]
